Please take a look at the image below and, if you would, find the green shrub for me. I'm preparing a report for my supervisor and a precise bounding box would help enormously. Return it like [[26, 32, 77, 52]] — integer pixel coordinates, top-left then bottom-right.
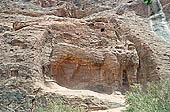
[[124, 78, 170, 112], [144, 0, 152, 5], [37, 99, 86, 112]]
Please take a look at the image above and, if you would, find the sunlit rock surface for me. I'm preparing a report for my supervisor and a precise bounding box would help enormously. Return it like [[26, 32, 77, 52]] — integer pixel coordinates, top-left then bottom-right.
[[1, 0, 170, 111]]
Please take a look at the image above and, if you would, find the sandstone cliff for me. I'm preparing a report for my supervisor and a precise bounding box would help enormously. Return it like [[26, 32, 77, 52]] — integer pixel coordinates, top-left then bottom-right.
[[0, 0, 170, 111]]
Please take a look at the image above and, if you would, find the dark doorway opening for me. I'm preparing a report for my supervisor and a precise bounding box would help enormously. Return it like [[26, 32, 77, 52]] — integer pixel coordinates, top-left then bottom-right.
[[120, 70, 129, 94], [122, 70, 128, 86], [101, 28, 105, 32]]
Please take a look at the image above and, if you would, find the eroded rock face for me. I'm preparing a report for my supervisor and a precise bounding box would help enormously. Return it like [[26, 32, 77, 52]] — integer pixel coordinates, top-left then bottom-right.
[[41, 18, 139, 93], [0, 9, 139, 94], [1, 0, 170, 92], [1, 0, 170, 111], [0, 0, 113, 19], [1, 0, 169, 94], [113, 0, 170, 22], [1, 0, 170, 95]]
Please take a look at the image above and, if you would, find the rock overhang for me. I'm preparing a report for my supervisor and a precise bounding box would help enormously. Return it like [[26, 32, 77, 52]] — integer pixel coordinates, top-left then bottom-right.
[[40, 18, 139, 94]]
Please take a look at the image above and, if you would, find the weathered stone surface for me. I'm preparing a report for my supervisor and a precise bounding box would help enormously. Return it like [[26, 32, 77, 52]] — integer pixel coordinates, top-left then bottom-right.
[[46, 19, 139, 93], [0, 12, 139, 94], [0, 0, 117, 19], [112, 0, 170, 22], [85, 10, 170, 86], [0, 0, 170, 94], [1, 0, 170, 111]]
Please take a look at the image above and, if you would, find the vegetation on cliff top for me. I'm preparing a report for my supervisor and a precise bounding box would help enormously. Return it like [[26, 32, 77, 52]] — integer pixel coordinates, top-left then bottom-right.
[[144, 0, 152, 5]]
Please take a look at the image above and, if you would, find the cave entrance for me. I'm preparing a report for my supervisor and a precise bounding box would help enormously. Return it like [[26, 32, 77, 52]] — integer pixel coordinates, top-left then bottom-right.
[[122, 70, 128, 86], [121, 70, 129, 93]]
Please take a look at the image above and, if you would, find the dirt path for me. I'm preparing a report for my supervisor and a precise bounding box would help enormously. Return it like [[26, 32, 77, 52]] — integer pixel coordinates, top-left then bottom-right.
[[92, 107, 125, 112]]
